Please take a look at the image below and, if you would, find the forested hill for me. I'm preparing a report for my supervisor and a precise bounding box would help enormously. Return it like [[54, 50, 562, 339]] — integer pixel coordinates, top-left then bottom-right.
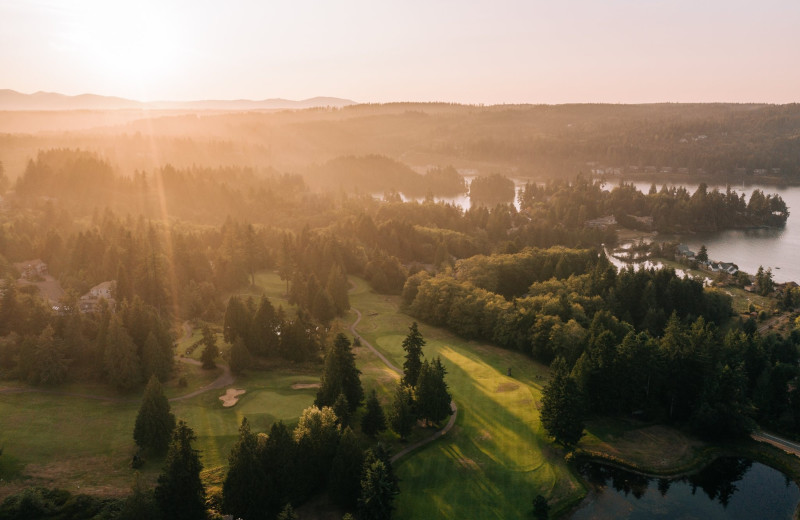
[[2, 103, 800, 185]]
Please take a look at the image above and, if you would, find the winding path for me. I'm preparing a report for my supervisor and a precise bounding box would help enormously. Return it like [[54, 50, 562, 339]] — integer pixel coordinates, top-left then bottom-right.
[[752, 430, 800, 458], [168, 358, 234, 402], [347, 306, 458, 463]]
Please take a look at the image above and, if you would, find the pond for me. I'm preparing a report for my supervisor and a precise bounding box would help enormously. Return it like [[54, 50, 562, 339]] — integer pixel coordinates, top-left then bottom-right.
[[571, 457, 799, 519]]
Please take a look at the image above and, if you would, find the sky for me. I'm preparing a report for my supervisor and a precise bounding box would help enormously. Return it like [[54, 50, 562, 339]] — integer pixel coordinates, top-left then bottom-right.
[[1, 0, 799, 104]]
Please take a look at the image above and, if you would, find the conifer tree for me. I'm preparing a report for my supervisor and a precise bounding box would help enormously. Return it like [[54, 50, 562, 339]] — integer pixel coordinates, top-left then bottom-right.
[[229, 337, 252, 375], [223, 296, 250, 345], [326, 264, 351, 315], [222, 418, 266, 520], [311, 288, 337, 324], [250, 296, 280, 357], [104, 317, 142, 392], [315, 333, 364, 411], [154, 420, 206, 520], [357, 459, 396, 520], [200, 326, 219, 369], [540, 357, 585, 448], [142, 331, 172, 382], [361, 389, 387, 437], [389, 385, 416, 440], [401, 322, 425, 387], [333, 392, 351, 428], [696, 245, 709, 263], [134, 375, 176, 454], [416, 357, 452, 425], [363, 444, 399, 497], [261, 421, 296, 517], [328, 427, 364, 509], [276, 504, 298, 520]]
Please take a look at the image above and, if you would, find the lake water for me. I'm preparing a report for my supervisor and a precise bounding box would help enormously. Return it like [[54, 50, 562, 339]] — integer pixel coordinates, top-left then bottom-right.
[[572, 457, 799, 519], [392, 175, 526, 211], [612, 181, 800, 283]]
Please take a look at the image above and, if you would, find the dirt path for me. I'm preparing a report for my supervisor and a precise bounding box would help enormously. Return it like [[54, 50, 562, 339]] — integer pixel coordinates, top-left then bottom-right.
[[349, 308, 402, 373], [347, 302, 458, 463], [169, 358, 234, 402]]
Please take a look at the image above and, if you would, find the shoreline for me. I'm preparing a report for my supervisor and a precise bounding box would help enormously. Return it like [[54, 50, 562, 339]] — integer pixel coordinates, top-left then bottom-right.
[[567, 439, 800, 519]]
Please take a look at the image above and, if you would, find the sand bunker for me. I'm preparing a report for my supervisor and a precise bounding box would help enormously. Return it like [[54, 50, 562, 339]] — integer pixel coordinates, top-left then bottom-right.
[[219, 388, 246, 407], [291, 382, 321, 389]]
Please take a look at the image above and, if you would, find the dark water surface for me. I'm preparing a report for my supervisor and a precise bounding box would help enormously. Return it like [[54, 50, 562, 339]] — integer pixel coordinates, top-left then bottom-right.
[[571, 458, 799, 519]]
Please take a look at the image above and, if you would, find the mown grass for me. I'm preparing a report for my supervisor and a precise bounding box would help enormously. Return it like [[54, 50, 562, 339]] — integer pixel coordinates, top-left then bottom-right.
[[2, 270, 588, 515], [346, 277, 585, 519], [0, 358, 318, 499]]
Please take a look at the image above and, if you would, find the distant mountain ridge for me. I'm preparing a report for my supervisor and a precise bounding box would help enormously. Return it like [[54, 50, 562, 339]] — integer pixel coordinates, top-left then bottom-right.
[[0, 89, 357, 111]]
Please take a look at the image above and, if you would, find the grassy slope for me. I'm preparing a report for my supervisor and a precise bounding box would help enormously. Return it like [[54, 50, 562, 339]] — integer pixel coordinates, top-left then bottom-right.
[[2, 271, 588, 515], [346, 277, 584, 518]]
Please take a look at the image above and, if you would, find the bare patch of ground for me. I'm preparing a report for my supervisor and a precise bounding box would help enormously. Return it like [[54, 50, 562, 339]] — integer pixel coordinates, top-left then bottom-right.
[[582, 421, 706, 472], [291, 382, 321, 390], [16, 275, 65, 304], [219, 388, 246, 407], [8, 456, 139, 500], [495, 382, 519, 393]]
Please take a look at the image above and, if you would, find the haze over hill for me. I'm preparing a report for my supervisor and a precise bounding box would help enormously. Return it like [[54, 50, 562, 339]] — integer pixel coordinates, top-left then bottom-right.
[[0, 89, 357, 111]]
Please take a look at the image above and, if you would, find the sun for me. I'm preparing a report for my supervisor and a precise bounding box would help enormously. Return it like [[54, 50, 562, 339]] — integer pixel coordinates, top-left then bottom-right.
[[63, 2, 185, 99]]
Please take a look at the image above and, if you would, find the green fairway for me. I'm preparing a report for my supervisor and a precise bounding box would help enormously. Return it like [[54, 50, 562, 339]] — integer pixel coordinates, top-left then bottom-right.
[[0, 364, 318, 498], [347, 277, 585, 518], [2, 271, 585, 515]]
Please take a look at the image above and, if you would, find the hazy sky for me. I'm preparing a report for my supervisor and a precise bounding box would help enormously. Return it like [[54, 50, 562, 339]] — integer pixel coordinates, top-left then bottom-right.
[[1, 0, 799, 104]]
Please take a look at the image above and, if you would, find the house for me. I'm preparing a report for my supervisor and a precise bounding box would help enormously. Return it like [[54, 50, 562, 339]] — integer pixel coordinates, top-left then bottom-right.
[[718, 262, 738, 275], [87, 281, 114, 300], [676, 244, 695, 258], [14, 259, 47, 281], [585, 215, 617, 229], [80, 280, 116, 313]]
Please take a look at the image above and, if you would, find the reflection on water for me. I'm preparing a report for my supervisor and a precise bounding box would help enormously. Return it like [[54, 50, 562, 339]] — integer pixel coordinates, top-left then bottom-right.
[[612, 181, 800, 283], [572, 458, 799, 519], [378, 175, 528, 211]]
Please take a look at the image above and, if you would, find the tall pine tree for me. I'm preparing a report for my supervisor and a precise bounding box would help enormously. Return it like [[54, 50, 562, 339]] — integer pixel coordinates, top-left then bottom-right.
[[361, 389, 388, 437], [200, 326, 219, 369], [134, 375, 176, 454], [104, 317, 142, 392], [222, 418, 266, 520], [401, 322, 425, 387], [540, 357, 585, 448], [416, 357, 452, 425], [389, 384, 416, 440], [315, 333, 364, 411], [328, 427, 364, 509], [358, 459, 397, 520], [154, 420, 206, 520]]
